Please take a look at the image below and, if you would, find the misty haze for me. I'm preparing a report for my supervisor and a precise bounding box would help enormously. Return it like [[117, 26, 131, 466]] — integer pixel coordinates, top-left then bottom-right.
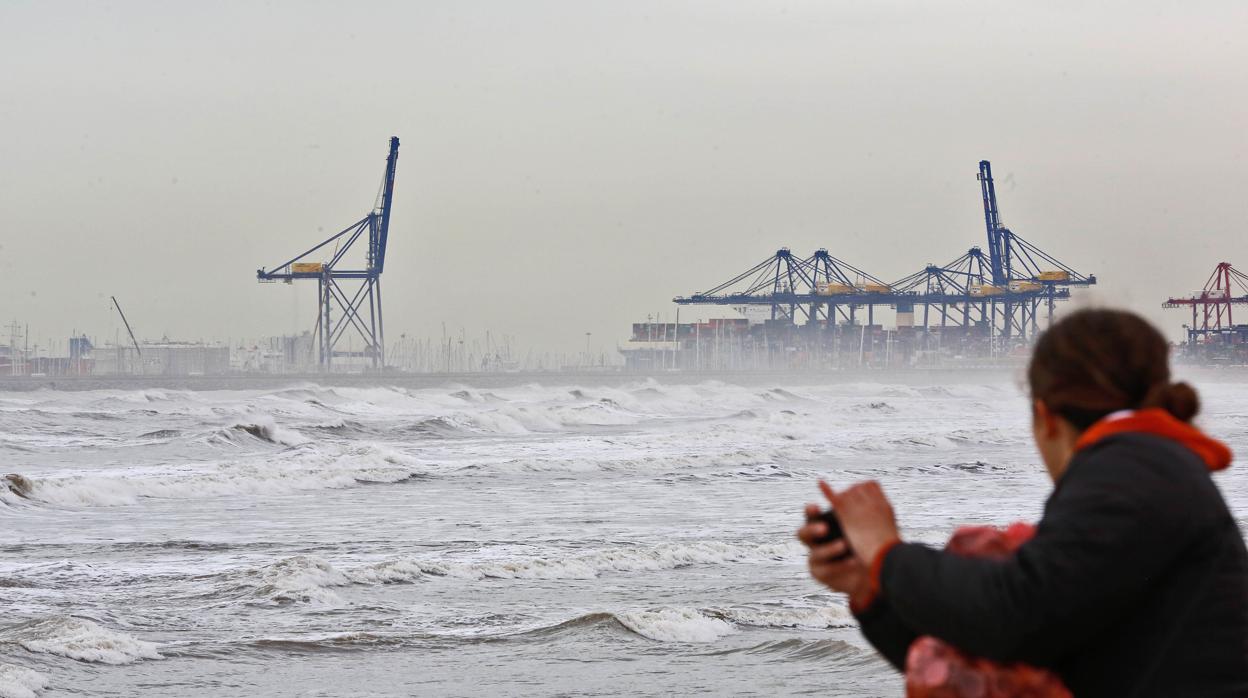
[[2, 2, 1246, 697]]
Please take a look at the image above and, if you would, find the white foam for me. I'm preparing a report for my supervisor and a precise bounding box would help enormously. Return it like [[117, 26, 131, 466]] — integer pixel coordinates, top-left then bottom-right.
[[616, 608, 735, 643], [0, 617, 161, 665], [714, 605, 854, 629], [348, 558, 433, 584], [456, 446, 800, 475], [214, 414, 310, 447], [0, 663, 48, 698], [251, 556, 351, 605], [352, 541, 801, 583], [13, 444, 426, 507]]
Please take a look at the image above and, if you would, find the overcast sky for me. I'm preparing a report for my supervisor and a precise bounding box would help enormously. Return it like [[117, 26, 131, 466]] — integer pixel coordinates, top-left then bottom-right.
[[1, 1, 1245, 354]]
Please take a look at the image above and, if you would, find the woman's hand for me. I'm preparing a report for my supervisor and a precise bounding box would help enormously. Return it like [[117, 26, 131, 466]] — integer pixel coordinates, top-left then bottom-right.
[[827, 480, 900, 566], [797, 502, 873, 606]]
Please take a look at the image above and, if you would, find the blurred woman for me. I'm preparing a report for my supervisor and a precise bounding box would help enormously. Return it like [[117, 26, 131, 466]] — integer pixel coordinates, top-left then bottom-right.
[[798, 308, 1248, 696]]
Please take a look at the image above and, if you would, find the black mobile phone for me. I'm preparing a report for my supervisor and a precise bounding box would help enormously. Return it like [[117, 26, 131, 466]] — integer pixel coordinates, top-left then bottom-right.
[[810, 509, 853, 560]]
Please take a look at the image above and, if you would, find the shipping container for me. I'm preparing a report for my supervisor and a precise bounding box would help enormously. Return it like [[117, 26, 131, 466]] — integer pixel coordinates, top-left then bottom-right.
[[969, 284, 1006, 297], [291, 262, 325, 274], [1008, 281, 1045, 293], [1037, 271, 1070, 282], [816, 282, 855, 296]]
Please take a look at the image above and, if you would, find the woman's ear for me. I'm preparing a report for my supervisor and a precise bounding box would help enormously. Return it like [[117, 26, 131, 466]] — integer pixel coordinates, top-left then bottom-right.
[[1033, 399, 1059, 438]]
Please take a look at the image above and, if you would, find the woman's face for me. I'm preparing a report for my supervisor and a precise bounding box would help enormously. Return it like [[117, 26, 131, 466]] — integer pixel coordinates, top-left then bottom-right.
[[1031, 400, 1074, 482]]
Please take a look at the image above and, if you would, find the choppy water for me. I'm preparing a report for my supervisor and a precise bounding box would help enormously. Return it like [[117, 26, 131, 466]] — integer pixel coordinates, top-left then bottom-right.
[[2, 375, 1246, 697]]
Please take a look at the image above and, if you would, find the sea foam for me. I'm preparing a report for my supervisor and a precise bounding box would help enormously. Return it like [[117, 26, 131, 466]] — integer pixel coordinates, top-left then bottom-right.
[[0, 663, 48, 698], [350, 540, 801, 583], [0, 617, 161, 665], [615, 608, 736, 643], [250, 556, 352, 605], [5, 444, 424, 507]]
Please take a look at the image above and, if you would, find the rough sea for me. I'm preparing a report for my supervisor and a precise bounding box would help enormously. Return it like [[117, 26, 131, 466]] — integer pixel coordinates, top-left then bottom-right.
[[2, 373, 1246, 697]]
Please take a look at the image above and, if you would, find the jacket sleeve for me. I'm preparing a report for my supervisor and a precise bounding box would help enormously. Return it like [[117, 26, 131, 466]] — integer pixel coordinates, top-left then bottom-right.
[[877, 439, 1206, 666], [853, 596, 919, 671]]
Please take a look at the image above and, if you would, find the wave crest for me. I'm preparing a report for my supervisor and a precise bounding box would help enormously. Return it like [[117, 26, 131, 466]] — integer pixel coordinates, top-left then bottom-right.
[[248, 556, 352, 605], [615, 608, 736, 643], [351, 540, 800, 583], [0, 617, 161, 665], [0, 663, 48, 698], [4, 445, 425, 507]]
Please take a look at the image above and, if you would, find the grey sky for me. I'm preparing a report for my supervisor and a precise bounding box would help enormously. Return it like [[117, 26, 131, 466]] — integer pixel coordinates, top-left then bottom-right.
[[1, 1, 1245, 353]]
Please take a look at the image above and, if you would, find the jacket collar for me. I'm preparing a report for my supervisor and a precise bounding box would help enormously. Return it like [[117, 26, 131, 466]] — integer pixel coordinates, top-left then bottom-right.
[[1074, 408, 1232, 471]]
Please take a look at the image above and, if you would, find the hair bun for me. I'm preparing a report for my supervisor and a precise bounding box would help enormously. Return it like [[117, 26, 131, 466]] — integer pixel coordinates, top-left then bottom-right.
[[1146, 381, 1200, 422]]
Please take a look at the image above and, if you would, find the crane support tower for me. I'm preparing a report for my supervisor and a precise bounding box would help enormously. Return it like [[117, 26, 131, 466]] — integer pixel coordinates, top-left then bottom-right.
[[1162, 262, 1248, 344], [256, 137, 400, 371]]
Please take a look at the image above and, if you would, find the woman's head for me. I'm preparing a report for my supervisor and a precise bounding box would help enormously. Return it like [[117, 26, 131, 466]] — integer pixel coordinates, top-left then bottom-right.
[[1027, 308, 1199, 479]]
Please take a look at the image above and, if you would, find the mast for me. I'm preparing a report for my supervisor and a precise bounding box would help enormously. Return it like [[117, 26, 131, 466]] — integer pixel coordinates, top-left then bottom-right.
[[977, 160, 1007, 285]]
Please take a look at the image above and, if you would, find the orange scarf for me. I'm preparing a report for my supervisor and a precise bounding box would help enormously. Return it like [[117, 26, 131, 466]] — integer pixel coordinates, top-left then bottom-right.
[[1074, 408, 1232, 471]]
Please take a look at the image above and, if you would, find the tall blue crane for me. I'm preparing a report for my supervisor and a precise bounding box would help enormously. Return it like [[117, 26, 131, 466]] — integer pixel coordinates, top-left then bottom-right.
[[978, 160, 1009, 285], [974, 159, 1096, 335], [256, 136, 400, 371], [976, 160, 1094, 288]]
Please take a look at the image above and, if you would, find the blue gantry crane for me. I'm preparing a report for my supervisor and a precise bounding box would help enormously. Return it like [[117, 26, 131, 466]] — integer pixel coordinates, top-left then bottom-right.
[[673, 160, 1096, 344], [888, 246, 1062, 337], [976, 160, 1094, 290], [257, 136, 400, 371], [887, 161, 1094, 340], [673, 247, 889, 324]]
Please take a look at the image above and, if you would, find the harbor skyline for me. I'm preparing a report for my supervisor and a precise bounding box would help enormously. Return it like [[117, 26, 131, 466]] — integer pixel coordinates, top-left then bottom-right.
[[2, 2, 1246, 356]]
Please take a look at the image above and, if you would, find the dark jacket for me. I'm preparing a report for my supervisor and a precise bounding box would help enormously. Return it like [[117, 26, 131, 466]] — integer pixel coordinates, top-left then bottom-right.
[[856, 432, 1248, 697]]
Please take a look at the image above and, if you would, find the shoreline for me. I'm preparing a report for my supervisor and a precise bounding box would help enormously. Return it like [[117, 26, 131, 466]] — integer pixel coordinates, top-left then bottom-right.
[[0, 363, 1240, 392]]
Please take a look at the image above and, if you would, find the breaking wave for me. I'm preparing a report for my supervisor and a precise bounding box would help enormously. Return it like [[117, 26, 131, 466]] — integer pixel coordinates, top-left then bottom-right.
[[236, 602, 853, 652], [0, 663, 47, 698], [453, 447, 801, 475], [615, 608, 736, 642], [350, 540, 801, 583], [206, 416, 309, 447], [197, 541, 803, 609], [531, 603, 852, 644], [717, 637, 872, 663], [0, 617, 161, 665], [707, 605, 853, 629], [247, 556, 353, 605], [1, 445, 425, 507]]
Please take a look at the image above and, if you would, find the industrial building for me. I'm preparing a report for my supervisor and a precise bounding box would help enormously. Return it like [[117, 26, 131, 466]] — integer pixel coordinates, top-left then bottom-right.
[[232, 333, 317, 373], [93, 342, 230, 376]]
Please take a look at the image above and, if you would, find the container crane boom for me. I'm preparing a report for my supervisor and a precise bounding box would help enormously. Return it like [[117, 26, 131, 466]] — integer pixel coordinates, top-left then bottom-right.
[[978, 160, 1008, 285], [375, 136, 399, 274], [110, 296, 141, 356]]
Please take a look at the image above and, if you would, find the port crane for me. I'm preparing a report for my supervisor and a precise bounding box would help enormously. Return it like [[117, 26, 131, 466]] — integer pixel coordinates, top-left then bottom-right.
[[976, 160, 1095, 289], [673, 160, 1096, 343], [888, 247, 1063, 338], [673, 247, 890, 325], [256, 137, 400, 371], [1162, 262, 1248, 343], [903, 160, 1095, 339]]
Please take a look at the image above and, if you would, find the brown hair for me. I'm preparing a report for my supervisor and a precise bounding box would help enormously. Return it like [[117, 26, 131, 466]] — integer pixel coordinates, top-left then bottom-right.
[[1027, 308, 1199, 430]]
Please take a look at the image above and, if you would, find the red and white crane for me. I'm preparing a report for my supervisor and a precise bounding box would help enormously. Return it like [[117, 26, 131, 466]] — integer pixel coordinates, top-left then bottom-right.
[[1162, 262, 1248, 343]]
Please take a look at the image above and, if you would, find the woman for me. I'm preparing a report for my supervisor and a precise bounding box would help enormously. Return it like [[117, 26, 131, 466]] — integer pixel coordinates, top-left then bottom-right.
[[798, 309, 1248, 696]]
